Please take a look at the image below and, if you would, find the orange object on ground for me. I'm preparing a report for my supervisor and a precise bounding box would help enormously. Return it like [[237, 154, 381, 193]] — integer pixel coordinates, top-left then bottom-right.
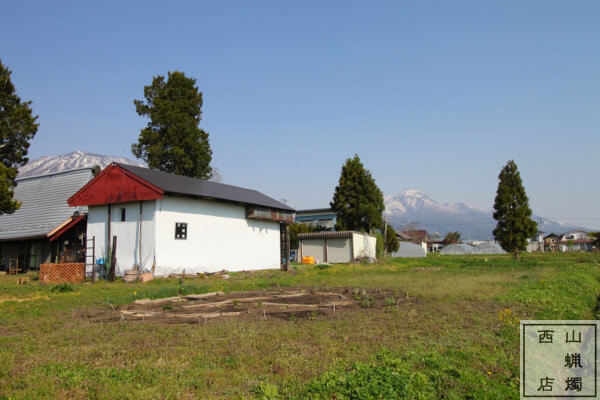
[[302, 256, 315, 264]]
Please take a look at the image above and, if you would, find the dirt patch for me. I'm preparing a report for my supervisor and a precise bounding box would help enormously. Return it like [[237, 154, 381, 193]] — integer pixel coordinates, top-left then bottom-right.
[[86, 288, 409, 324]]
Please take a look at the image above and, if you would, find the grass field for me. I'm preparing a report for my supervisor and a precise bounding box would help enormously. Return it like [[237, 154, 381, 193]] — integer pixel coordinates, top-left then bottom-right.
[[1, 253, 599, 399]]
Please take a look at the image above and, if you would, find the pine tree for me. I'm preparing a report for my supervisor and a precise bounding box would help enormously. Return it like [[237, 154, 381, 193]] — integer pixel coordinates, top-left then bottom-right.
[[0, 59, 38, 215], [492, 160, 537, 259], [132, 71, 213, 180], [330, 155, 384, 233]]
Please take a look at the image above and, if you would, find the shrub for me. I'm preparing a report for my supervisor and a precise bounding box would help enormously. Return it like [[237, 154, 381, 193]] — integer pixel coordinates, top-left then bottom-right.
[[51, 283, 75, 293]]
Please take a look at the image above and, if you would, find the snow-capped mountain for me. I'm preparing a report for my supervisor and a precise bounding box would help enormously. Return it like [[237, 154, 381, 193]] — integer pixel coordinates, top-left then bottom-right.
[[18, 151, 146, 178], [384, 189, 582, 240]]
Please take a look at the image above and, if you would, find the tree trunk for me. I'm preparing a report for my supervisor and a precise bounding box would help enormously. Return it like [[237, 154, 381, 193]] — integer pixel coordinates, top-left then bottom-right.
[[513, 250, 520, 260]]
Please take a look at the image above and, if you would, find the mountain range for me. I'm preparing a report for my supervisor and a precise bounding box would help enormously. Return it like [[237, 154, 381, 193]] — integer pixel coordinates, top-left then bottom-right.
[[384, 189, 583, 240], [17, 151, 145, 178], [18, 150, 223, 182], [17, 152, 587, 239]]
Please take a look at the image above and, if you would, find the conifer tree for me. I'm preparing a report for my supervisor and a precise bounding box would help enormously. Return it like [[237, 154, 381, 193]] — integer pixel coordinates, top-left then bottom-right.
[[0, 59, 38, 215], [492, 160, 537, 259], [330, 155, 384, 233], [384, 224, 399, 255], [132, 71, 213, 180]]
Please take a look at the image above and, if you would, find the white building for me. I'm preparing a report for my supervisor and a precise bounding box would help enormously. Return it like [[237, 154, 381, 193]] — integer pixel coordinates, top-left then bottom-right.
[[68, 163, 293, 276], [558, 230, 593, 252]]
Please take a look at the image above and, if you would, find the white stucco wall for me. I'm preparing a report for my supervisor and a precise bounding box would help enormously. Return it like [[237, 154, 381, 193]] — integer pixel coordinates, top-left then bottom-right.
[[87, 201, 156, 276], [351, 233, 377, 259], [153, 196, 280, 275]]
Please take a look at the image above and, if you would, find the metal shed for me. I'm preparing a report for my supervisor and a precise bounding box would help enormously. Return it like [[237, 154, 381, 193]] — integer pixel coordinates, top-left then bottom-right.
[[298, 231, 376, 263]]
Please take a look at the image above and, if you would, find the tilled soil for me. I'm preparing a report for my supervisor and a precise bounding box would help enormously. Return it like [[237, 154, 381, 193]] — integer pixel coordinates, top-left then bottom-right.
[[86, 287, 410, 324]]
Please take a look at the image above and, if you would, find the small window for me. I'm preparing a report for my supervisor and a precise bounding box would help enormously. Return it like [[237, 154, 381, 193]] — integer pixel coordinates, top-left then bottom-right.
[[120, 208, 126, 222], [175, 222, 187, 240]]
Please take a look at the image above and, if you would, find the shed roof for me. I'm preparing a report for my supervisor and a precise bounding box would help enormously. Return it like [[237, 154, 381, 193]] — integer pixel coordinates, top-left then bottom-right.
[[0, 168, 93, 241], [298, 231, 375, 240]]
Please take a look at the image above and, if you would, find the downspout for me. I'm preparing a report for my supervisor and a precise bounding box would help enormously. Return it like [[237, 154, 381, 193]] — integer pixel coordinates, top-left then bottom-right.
[[107, 204, 112, 259], [139, 200, 143, 274]]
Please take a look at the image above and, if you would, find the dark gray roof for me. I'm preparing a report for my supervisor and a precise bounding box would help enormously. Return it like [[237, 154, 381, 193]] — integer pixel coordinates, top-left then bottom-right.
[[298, 231, 375, 240], [0, 168, 93, 240], [116, 163, 293, 211], [296, 208, 333, 214]]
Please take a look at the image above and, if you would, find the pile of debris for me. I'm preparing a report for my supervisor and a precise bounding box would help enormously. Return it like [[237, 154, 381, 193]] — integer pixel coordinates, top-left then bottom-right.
[[87, 288, 406, 324]]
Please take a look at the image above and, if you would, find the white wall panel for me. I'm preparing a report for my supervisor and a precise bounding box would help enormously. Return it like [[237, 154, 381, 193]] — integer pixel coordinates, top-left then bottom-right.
[[154, 196, 280, 275], [87, 201, 155, 276], [352, 233, 376, 259]]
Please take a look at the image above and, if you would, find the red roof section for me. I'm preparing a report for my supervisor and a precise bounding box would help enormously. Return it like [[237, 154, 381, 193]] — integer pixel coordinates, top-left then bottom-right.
[[68, 164, 163, 206], [48, 215, 85, 242]]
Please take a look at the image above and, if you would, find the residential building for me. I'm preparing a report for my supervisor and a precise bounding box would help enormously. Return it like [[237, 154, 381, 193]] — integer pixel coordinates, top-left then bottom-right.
[[558, 230, 593, 252], [295, 208, 336, 230], [526, 231, 545, 252], [0, 168, 93, 271], [543, 233, 560, 252]]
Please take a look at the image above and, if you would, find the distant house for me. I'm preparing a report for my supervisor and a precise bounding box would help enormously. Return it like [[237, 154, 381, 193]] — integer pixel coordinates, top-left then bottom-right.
[[295, 208, 336, 230], [543, 233, 560, 252], [526, 231, 545, 252], [396, 230, 430, 252], [67, 163, 294, 276], [558, 230, 593, 252], [0, 168, 93, 271]]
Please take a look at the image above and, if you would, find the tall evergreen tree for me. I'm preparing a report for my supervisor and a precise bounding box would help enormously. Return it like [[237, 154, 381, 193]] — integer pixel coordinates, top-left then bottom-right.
[[330, 155, 384, 233], [384, 224, 399, 255], [132, 71, 213, 180], [0, 59, 38, 215], [492, 160, 537, 259]]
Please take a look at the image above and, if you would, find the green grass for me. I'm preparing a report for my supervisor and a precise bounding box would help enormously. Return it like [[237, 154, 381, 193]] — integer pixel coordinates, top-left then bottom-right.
[[0, 252, 599, 399]]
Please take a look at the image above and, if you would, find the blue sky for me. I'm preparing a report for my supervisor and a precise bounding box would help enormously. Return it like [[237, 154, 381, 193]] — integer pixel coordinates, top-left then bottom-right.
[[2, 1, 599, 227]]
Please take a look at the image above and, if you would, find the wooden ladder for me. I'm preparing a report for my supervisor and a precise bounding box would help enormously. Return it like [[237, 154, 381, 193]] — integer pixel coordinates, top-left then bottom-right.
[[85, 236, 96, 282]]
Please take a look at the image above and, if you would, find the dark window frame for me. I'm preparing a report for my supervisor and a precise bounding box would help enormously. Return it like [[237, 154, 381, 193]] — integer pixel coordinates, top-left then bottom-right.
[[175, 222, 188, 240], [120, 208, 126, 222]]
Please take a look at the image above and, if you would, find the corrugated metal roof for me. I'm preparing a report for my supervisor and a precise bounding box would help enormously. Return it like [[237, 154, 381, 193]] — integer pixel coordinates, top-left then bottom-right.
[[116, 163, 294, 211], [298, 231, 375, 240], [0, 168, 93, 240]]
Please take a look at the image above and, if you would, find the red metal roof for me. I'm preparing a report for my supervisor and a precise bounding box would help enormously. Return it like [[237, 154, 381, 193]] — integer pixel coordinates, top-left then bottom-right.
[[68, 164, 164, 206]]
